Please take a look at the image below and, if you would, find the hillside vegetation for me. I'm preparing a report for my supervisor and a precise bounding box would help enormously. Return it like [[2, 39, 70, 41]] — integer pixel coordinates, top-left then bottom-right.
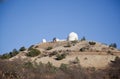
[[0, 40, 120, 79]]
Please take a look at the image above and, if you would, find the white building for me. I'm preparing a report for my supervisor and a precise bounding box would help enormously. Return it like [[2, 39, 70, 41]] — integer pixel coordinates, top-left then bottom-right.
[[67, 32, 78, 41], [42, 39, 47, 43]]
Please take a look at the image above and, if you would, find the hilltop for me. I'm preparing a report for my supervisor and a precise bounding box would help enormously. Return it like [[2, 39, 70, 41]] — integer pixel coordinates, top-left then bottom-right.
[[9, 40, 120, 69], [0, 39, 120, 79]]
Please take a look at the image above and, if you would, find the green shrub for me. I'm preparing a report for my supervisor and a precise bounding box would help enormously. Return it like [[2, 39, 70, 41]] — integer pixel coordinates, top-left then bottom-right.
[[46, 62, 57, 73], [59, 63, 68, 71], [81, 36, 86, 41], [89, 41, 96, 45], [80, 47, 89, 52], [109, 43, 117, 48], [35, 45, 39, 48], [0, 49, 19, 59], [19, 46, 26, 51], [49, 51, 58, 57], [107, 51, 113, 55], [46, 46, 53, 50], [24, 61, 33, 68], [0, 53, 11, 59], [26, 49, 41, 57], [80, 47, 85, 52], [74, 57, 80, 64], [56, 53, 66, 60], [28, 45, 34, 50]]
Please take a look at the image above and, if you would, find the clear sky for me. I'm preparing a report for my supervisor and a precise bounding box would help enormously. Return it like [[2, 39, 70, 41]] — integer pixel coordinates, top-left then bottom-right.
[[0, 0, 120, 54]]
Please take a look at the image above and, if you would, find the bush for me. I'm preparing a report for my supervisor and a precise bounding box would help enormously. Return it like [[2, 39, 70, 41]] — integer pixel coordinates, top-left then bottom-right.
[[24, 61, 33, 68], [12, 49, 19, 56], [0, 49, 19, 59], [28, 45, 34, 50], [89, 41, 96, 45], [107, 51, 113, 55], [81, 36, 86, 41], [0, 53, 11, 59], [59, 63, 68, 71], [19, 46, 26, 51], [26, 49, 41, 57], [80, 47, 85, 52], [46, 62, 57, 73], [109, 43, 117, 48], [49, 51, 58, 57], [0, 58, 113, 79], [46, 46, 53, 50], [80, 47, 89, 52], [35, 45, 39, 48], [74, 57, 80, 64], [56, 53, 66, 60]]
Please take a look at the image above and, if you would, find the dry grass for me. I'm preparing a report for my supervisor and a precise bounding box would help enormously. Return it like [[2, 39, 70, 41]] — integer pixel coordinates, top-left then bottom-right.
[[8, 41, 120, 69]]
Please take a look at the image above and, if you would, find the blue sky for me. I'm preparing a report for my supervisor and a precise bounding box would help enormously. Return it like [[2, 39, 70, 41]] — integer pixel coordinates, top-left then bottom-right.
[[0, 0, 120, 54]]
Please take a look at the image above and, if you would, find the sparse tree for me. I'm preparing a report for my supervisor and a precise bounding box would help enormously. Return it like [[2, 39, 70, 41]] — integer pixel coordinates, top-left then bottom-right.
[[56, 53, 66, 60], [26, 49, 41, 57], [28, 45, 34, 50], [11, 48, 19, 56], [81, 36, 86, 41], [109, 43, 117, 48], [89, 41, 96, 45], [19, 46, 26, 51], [46, 46, 53, 50]]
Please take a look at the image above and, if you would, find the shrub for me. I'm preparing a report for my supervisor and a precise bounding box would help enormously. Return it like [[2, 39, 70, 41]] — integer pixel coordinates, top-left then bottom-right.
[[56, 53, 66, 60], [35, 45, 39, 48], [81, 36, 86, 41], [49, 51, 58, 57], [0, 53, 11, 59], [107, 51, 113, 55], [19, 46, 26, 51], [59, 63, 68, 71], [24, 61, 33, 68], [12, 49, 19, 55], [80, 47, 85, 52], [74, 57, 80, 64], [46, 46, 53, 50], [26, 49, 41, 57], [0, 49, 19, 59], [80, 47, 89, 52], [109, 43, 117, 48], [46, 62, 57, 73], [89, 41, 96, 45], [28, 45, 34, 50]]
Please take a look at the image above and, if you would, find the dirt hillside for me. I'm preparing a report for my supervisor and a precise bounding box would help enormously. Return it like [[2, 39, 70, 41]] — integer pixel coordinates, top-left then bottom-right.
[[9, 40, 120, 69]]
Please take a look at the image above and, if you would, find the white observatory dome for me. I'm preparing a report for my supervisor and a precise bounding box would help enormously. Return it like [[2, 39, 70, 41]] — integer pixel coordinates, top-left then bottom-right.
[[67, 32, 78, 41], [42, 39, 46, 43]]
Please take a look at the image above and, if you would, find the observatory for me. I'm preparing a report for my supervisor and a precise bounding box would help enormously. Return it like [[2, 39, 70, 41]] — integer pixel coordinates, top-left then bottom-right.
[[42, 39, 47, 43], [67, 32, 78, 41]]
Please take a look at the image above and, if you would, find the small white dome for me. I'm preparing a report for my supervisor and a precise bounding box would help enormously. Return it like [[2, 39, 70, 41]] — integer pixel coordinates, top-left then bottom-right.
[[67, 32, 78, 41], [56, 38, 60, 41], [42, 39, 46, 43]]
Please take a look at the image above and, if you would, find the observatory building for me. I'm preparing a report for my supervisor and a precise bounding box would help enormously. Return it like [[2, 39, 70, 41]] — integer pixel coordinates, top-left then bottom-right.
[[42, 39, 47, 43], [67, 32, 78, 41]]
